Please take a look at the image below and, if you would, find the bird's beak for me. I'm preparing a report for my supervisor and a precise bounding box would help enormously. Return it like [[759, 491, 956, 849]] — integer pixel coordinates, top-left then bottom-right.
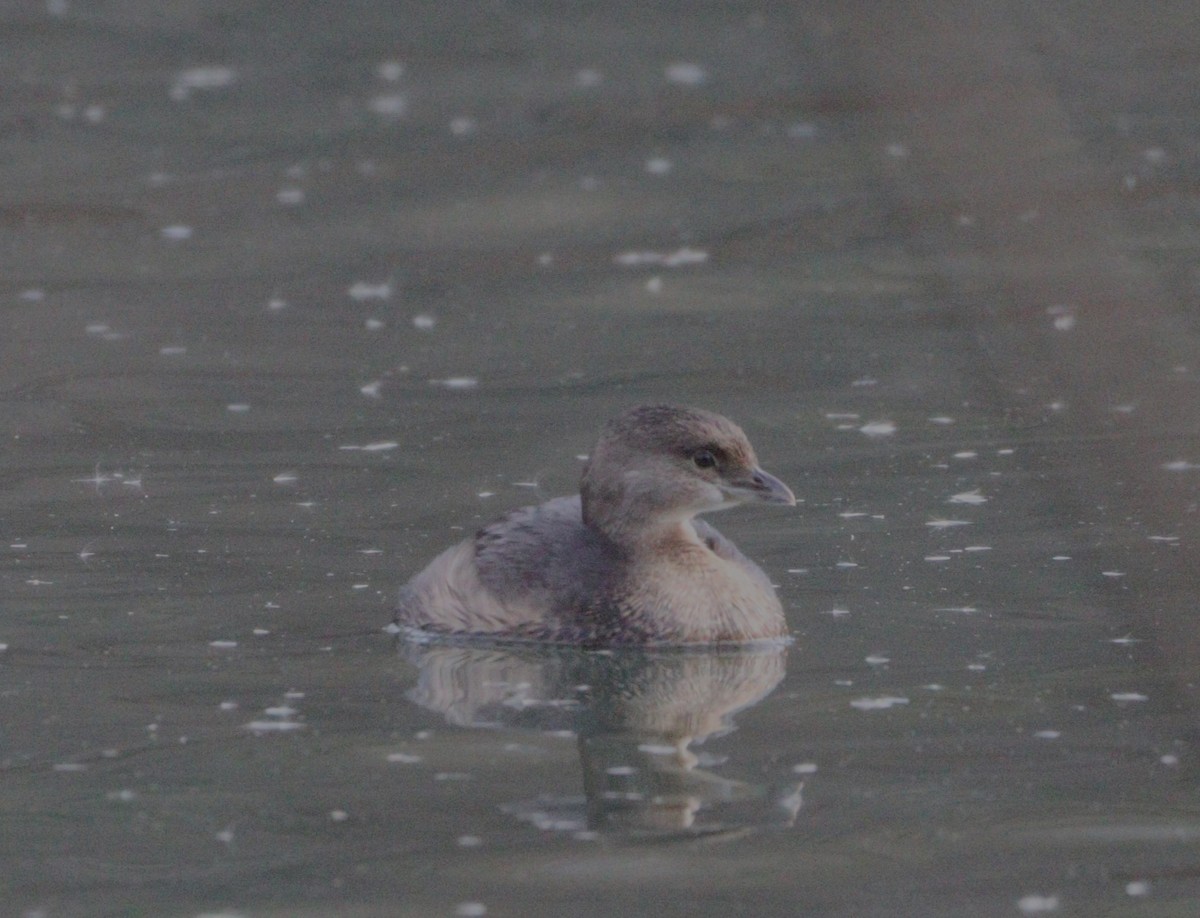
[[724, 467, 796, 506]]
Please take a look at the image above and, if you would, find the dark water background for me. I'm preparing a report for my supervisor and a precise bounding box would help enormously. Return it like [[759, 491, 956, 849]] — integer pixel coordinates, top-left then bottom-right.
[[4, 2, 1200, 915]]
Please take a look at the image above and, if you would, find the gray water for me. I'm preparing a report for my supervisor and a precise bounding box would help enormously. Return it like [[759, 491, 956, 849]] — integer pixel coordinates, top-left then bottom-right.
[[4, 2, 1200, 916]]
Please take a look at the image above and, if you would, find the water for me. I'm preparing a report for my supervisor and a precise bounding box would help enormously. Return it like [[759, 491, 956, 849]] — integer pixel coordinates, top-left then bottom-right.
[[4, 2, 1200, 915]]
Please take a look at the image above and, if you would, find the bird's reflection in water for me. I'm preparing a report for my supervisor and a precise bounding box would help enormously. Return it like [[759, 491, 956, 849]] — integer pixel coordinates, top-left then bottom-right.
[[400, 641, 803, 839]]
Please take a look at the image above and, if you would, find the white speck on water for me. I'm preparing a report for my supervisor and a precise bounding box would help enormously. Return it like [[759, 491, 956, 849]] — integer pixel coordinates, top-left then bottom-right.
[[787, 121, 819, 139], [19, 287, 46, 301], [997, 447, 1015, 455], [1101, 571, 1126, 578], [1109, 635, 1142, 645], [606, 766, 637, 776], [924, 684, 945, 691], [928, 415, 956, 424], [450, 116, 478, 136], [218, 701, 238, 711], [209, 640, 237, 649], [823, 608, 851, 617], [835, 561, 859, 568], [967, 663, 987, 672], [455, 903, 487, 918], [348, 281, 392, 300], [329, 809, 349, 822], [825, 412, 860, 420], [859, 420, 896, 437], [0, 643, 7, 652], [266, 296, 288, 312], [952, 451, 978, 459], [1163, 460, 1200, 471], [338, 441, 399, 451], [645, 275, 664, 293], [1047, 304, 1076, 331], [159, 224, 193, 241], [377, 60, 405, 81], [169, 65, 236, 101], [458, 834, 483, 847], [792, 762, 818, 774], [1052, 555, 1071, 561], [387, 752, 422, 764], [159, 345, 187, 356], [575, 67, 603, 87], [107, 789, 138, 802], [243, 719, 304, 734], [964, 545, 991, 552], [1111, 692, 1148, 703], [367, 93, 408, 118], [431, 377, 479, 390], [226, 403, 250, 413], [936, 606, 978, 613], [664, 61, 707, 85], [276, 187, 305, 206], [1125, 881, 1150, 897], [927, 519, 971, 529], [272, 472, 298, 484], [352, 583, 369, 590], [645, 156, 673, 175], [1148, 535, 1179, 542], [1160, 754, 1179, 766], [252, 628, 270, 636], [53, 762, 87, 773], [412, 313, 436, 330], [885, 141, 909, 158], [949, 489, 987, 504], [365, 317, 384, 330], [25, 579, 53, 586], [1033, 730, 1061, 739], [865, 654, 890, 665], [925, 555, 952, 562], [851, 697, 909, 711], [1017, 894, 1060, 914], [613, 247, 709, 268], [284, 690, 305, 700], [360, 380, 382, 398]]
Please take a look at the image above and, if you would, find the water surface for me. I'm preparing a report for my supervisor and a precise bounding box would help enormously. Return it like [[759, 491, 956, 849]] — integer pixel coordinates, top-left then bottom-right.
[[4, 2, 1200, 916]]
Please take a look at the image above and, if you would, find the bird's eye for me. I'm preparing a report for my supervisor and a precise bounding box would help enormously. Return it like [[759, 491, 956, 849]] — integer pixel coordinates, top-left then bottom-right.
[[692, 449, 717, 470]]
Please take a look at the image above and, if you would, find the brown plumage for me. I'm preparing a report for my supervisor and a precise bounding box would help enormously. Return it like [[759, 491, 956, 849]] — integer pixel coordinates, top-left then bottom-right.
[[394, 405, 796, 646]]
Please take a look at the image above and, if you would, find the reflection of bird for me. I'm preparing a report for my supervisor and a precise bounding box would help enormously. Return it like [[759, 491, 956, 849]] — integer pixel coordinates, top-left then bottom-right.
[[395, 405, 796, 645], [400, 642, 797, 836]]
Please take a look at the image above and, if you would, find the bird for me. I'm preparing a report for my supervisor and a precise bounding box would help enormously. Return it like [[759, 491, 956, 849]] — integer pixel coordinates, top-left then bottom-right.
[[394, 404, 796, 646]]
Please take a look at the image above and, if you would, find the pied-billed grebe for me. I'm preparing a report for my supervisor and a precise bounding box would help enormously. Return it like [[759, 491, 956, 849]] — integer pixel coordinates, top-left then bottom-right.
[[394, 405, 796, 646]]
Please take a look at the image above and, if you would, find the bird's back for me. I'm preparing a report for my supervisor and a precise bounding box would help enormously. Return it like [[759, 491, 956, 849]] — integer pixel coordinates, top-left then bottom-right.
[[395, 496, 641, 644]]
